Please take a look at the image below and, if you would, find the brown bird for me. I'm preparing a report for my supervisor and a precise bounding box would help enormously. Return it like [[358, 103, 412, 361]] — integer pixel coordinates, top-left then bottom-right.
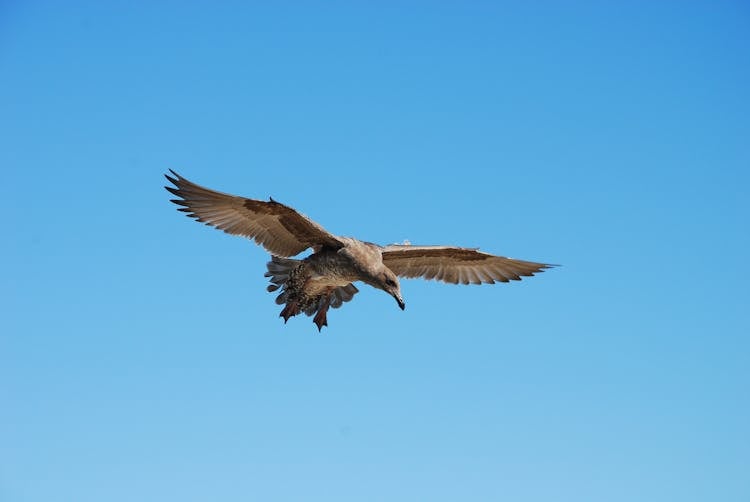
[[165, 170, 554, 330]]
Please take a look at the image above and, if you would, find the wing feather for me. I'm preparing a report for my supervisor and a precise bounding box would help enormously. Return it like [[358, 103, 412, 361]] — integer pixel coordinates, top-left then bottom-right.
[[165, 170, 343, 257], [381, 245, 554, 285]]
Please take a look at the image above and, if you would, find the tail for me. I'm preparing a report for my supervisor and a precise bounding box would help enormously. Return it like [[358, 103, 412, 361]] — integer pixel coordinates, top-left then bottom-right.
[[264, 256, 300, 306]]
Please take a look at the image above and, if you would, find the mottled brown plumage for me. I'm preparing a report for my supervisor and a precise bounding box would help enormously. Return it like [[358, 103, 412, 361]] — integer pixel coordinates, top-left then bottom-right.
[[165, 170, 554, 330]]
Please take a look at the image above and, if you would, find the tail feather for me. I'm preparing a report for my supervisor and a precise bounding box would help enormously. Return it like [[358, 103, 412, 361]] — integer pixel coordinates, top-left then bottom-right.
[[330, 284, 359, 309], [266, 256, 300, 305], [275, 291, 289, 305], [265, 256, 299, 283]]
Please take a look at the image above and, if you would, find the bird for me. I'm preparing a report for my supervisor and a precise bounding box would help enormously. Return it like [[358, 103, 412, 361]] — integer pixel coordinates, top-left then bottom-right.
[[165, 170, 554, 331]]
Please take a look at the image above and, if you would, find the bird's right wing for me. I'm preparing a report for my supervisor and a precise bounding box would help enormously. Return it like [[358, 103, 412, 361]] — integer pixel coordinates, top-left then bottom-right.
[[165, 170, 343, 257], [381, 245, 553, 285]]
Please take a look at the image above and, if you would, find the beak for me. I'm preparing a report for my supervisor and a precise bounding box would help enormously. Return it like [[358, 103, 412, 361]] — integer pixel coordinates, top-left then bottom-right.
[[394, 294, 406, 310]]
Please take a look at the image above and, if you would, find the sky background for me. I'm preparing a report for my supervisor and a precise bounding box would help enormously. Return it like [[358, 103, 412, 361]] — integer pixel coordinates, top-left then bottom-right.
[[2, 1, 749, 501]]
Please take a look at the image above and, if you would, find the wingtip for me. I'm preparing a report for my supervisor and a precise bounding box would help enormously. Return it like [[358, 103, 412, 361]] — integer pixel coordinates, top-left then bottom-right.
[[164, 169, 184, 185], [165, 186, 181, 197]]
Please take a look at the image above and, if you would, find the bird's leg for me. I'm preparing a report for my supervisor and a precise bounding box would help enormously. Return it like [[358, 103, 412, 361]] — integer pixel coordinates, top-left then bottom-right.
[[313, 295, 332, 332]]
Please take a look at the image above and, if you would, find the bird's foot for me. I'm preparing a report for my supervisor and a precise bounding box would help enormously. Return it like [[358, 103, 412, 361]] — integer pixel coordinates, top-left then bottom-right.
[[280, 301, 300, 323], [313, 297, 331, 332], [313, 308, 328, 331]]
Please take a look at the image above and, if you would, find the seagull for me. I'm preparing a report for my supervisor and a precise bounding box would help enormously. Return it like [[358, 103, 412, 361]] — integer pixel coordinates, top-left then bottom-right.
[[165, 170, 554, 331]]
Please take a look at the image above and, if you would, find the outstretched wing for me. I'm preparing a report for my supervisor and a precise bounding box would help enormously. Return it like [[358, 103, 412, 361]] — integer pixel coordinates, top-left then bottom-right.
[[381, 245, 553, 285], [165, 170, 343, 257]]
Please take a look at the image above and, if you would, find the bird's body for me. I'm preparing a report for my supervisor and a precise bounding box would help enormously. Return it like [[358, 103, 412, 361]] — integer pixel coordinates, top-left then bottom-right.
[[267, 242, 372, 329], [165, 171, 554, 330]]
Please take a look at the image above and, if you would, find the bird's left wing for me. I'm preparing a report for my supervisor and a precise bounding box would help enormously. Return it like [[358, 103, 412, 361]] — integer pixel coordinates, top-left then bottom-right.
[[381, 245, 553, 285], [165, 170, 343, 257]]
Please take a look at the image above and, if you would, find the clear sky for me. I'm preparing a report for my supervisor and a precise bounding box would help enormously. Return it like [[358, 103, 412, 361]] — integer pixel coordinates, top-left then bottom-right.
[[2, 1, 749, 501]]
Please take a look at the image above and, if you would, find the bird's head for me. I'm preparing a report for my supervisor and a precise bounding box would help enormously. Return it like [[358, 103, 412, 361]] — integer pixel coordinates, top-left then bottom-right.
[[377, 268, 405, 311]]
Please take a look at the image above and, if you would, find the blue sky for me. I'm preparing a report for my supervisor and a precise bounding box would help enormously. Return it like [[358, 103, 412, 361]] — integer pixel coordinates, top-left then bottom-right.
[[2, 1, 748, 501]]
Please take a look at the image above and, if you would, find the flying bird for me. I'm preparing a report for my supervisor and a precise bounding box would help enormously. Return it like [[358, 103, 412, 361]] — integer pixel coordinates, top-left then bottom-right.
[[165, 170, 554, 330]]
